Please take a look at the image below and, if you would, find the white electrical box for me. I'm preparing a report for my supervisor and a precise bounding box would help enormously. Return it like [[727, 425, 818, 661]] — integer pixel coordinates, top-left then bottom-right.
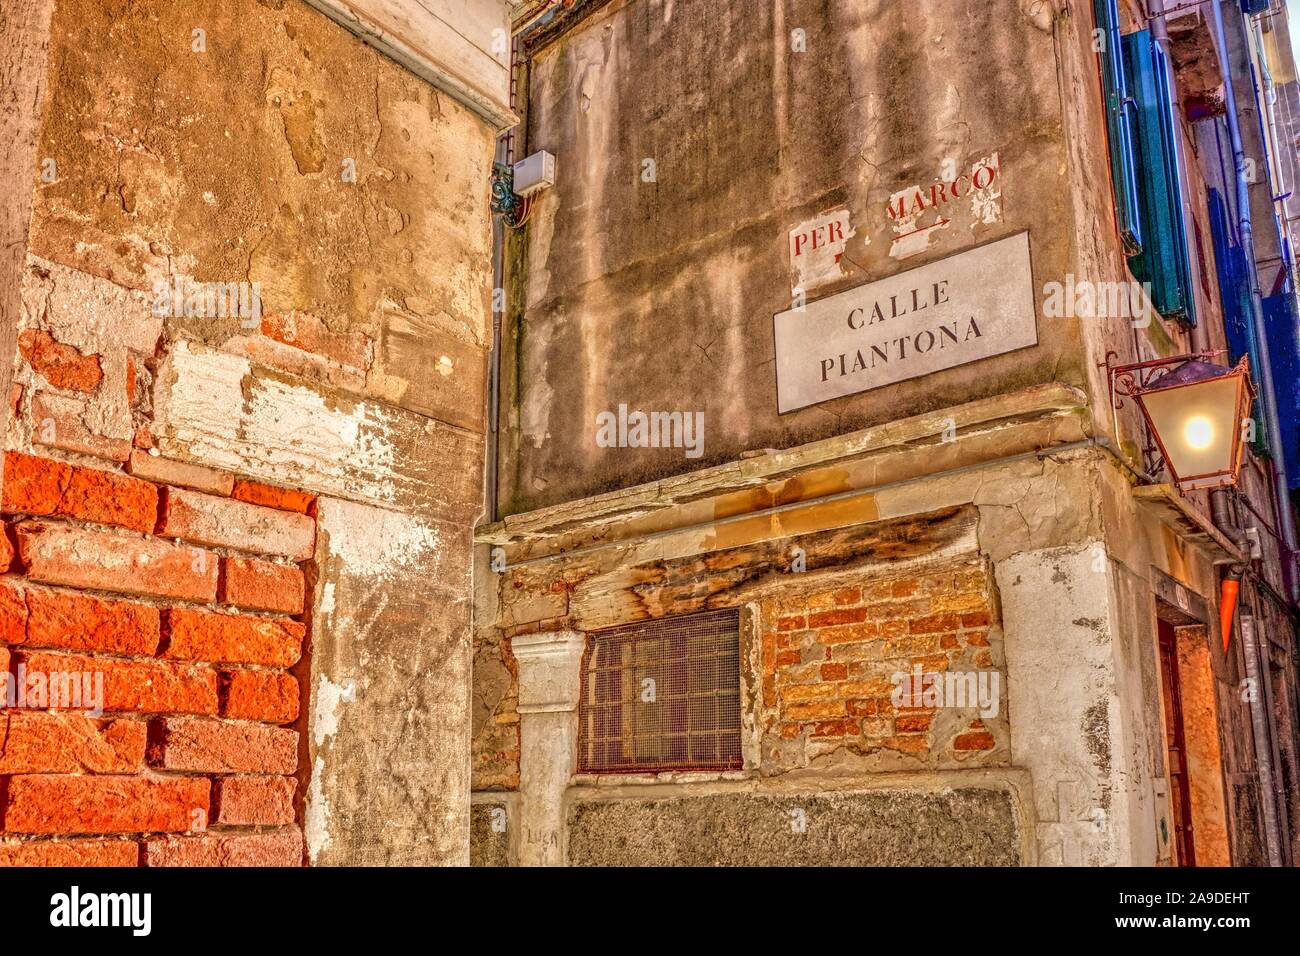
[[512, 151, 556, 197]]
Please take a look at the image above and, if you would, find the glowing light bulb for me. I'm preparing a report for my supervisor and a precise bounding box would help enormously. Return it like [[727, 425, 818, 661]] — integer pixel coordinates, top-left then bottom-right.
[[1184, 414, 1214, 451]]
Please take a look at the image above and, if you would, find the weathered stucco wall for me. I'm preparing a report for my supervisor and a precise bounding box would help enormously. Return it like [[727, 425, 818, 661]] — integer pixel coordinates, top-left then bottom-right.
[[2, 0, 496, 866], [500, 0, 1083, 513], [473, 388, 1163, 864]]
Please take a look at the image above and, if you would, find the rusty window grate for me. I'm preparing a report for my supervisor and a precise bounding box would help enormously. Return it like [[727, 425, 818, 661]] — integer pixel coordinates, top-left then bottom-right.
[[578, 608, 742, 774]]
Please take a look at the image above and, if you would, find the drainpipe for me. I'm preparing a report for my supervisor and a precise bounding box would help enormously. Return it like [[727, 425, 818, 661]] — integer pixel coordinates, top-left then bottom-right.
[[1240, 610, 1285, 865], [1209, 0, 1300, 606]]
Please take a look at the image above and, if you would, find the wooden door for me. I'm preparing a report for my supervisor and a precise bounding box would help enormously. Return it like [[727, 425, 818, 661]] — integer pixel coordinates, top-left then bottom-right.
[[1158, 619, 1196, 866]]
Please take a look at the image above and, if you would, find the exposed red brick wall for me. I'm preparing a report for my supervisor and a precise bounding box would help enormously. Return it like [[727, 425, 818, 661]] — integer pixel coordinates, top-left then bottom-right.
[[0, 449, 315, 866], [761, 560, 1007, 771]]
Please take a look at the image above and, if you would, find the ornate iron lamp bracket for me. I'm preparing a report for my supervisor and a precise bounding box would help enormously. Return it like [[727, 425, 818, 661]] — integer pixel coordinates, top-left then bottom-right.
[[1097, 349, 1227, 486]]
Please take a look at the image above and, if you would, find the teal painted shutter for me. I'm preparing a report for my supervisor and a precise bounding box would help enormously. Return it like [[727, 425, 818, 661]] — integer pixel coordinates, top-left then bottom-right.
[[1123, 29, 1198, 325], [1095, 0, 1143, 255]]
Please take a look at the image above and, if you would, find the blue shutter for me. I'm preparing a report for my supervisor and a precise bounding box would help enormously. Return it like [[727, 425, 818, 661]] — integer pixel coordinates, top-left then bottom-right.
[[1206, 188, 1253, 361], [1206, 186, 1270, 453], [1123, 29, 1198, 326], [1095, 0, 1142, 255], [1261, 291, 1300, 484]]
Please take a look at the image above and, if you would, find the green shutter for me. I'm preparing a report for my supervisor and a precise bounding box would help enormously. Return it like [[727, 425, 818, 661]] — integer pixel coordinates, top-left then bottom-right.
[[1123, 29, 1198, 325], [1095, 0, 1143, 255]]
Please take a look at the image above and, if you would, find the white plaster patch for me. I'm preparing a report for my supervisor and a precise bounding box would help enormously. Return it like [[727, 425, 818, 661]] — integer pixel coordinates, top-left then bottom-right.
[[312, 673, 351, 748], [788, 208, 856, 292], [152, 339, 475, 516], [23, 254, 163, 353], [304, 755, 332, 862], [319, 497, 443, 577]]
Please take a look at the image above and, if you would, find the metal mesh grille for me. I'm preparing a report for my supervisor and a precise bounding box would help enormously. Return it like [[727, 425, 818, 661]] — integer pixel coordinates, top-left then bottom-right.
[[578, 608, 742, 773]]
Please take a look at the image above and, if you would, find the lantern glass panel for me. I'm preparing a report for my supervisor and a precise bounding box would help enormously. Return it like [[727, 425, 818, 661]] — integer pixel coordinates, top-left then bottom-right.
[[1138, 373, 1243, 482]]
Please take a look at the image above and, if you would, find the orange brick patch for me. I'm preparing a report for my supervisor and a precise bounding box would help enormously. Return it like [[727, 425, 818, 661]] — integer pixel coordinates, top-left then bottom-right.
[[220, 556, 305, 615], [164, 608, 304, 667], [18, 329, 103, 393], [0, 450, 312, 866], [231, 480, 315, 515], [763, 562, 1003, 765]]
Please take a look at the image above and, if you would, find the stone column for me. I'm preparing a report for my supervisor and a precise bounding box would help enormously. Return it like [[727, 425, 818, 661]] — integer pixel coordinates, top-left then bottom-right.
[[513, 630, 585, 866]]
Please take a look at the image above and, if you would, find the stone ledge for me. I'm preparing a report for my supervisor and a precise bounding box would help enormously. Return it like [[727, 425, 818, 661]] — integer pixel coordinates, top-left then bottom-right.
[[478, 382, 1090, 557]]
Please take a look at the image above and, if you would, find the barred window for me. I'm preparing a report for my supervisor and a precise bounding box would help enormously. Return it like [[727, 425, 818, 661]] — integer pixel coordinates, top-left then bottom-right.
[[578, 608, 742, 773]]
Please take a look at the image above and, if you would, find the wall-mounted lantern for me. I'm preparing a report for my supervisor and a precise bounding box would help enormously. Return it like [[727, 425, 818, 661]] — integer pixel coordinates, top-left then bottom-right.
[[1104, 352, 1256, 492]]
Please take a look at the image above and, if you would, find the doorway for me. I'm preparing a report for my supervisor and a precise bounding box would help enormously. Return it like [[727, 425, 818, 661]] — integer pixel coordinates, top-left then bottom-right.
[[1158, 618, 1197, 865]]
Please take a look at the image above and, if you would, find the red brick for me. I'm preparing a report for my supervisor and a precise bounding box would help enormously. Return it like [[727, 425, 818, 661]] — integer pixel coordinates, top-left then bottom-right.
[[63, 467, 158, 533], [965, 630, 990, 647], [0, 578, 28, 644], [147, 716, 298, 774], [19, 584, 161, 655], [878, 735, 929, 755], [953, 731, 996, 751], [16, 521, 219, 602], [165, 608, 304, 667], [2, 452, 157, 532], [808, 607, 868, 628], [3, 775, 209, 834], [31, 391, 131, 462], [18, 329, 103, 393], [221, 556, 305, 614], [787, 700, 846, 720], [161, 488, 315, 560], [910, 613, 961, 634], [143, 828, 302, 867], [18, 650, 217, 714], [127, 449, 234, 496], [781, 682, 839, 702], [774, 650, 801, 668], [846, 697, 880, 717], [221, 669, 299, 722], [819, 622, 879, 644], [2, 450, 71, 516], [775, 614, 805, 632], [961, 611, 992, 628], [231, 480, 315, 515], [0, 712, 146, 773], [820, 662, 848, 681], [0, 531, 10, 575], [832, 587, 861, 605], [261, 311, 371, 370], [213, 776, 296, 826], [810, 718, 860, 738], [895, 713, 933, 733], [891, 579, 920, 598], [0, 839, 137, 866]]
